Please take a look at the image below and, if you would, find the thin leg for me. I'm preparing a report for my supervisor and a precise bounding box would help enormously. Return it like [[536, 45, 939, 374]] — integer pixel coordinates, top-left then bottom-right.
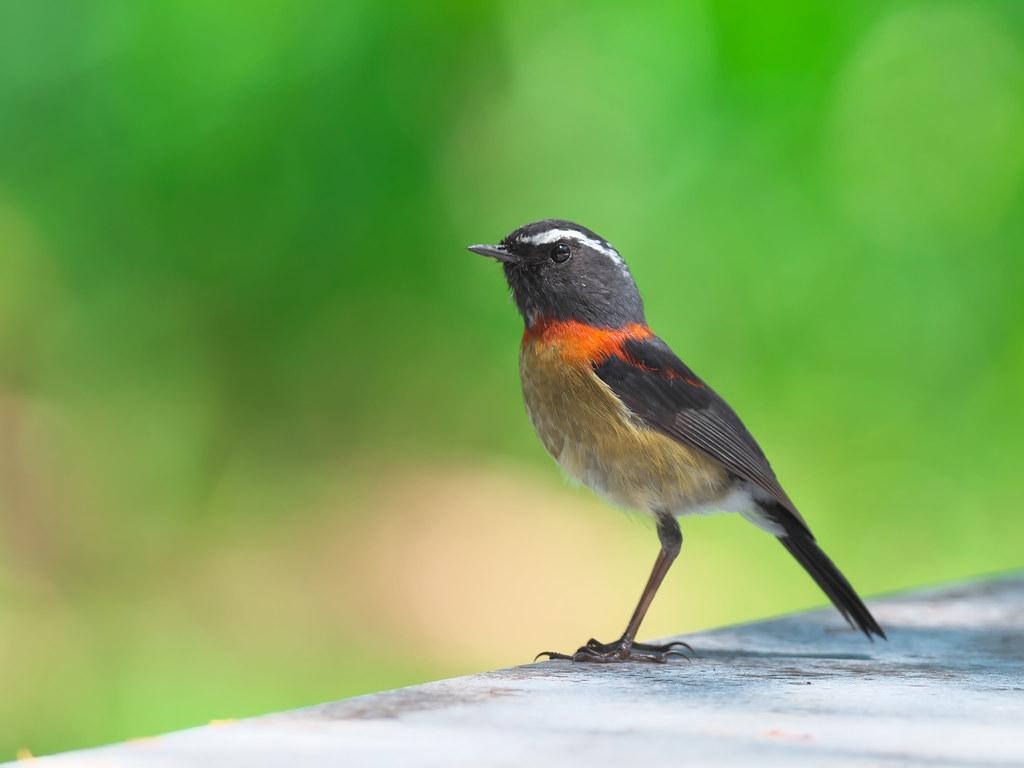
[[537, 514, 691, 663], [621, 514, 682, 646]]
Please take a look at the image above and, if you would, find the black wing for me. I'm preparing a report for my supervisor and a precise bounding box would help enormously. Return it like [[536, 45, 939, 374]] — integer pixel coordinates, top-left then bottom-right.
[[596, 335, 886, 639], [594, 335, 802, 523]]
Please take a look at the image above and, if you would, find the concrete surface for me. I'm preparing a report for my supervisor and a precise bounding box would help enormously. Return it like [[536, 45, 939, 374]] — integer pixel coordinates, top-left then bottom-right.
[[19, 574, 1024, 767]]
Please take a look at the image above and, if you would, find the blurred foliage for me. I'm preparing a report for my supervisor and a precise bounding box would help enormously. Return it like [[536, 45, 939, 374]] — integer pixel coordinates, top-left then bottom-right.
[[1, 0, 1023, 757]]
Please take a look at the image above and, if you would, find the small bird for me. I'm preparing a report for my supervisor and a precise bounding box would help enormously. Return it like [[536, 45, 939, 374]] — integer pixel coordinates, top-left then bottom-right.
[[468, 219, 884, 662]]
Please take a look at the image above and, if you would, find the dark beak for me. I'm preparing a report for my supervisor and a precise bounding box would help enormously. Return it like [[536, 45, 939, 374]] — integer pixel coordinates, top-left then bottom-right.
[[467, 243, 518, 263]]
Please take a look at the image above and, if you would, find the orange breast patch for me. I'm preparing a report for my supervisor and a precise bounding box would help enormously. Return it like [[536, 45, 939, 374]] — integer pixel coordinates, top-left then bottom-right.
[[522, 318, 653, 366]]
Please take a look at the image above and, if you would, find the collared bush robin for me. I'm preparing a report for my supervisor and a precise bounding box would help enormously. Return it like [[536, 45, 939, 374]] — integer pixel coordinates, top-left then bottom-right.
[[469, 219, 884, 662]]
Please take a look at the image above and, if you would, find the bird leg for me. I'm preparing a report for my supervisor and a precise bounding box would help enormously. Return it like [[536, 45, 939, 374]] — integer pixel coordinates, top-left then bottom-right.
[[537, 514, 691, 663]]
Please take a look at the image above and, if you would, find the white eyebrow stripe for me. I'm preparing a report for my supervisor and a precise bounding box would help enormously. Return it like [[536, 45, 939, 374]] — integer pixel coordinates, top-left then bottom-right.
[[519, 228, 625, 266]]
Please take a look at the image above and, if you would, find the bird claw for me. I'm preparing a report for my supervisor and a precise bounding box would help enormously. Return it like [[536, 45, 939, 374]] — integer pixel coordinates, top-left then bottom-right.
[[536, 637, 693, 663], [534, 650, 572, 661]]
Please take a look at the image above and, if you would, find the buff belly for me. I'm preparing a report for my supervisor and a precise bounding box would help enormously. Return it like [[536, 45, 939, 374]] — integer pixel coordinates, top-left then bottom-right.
[[520, 340, 730, 515]]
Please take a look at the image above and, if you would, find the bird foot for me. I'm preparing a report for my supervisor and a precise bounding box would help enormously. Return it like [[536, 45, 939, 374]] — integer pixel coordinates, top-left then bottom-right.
[[536, 637, 693, 663]]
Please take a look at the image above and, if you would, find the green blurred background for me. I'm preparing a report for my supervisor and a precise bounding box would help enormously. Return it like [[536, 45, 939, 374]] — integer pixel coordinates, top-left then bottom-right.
[[1, 0, 1023, 757]]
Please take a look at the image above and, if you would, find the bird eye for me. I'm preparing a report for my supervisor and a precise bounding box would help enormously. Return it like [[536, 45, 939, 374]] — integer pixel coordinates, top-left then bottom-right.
[[550, 242, 571, 263]]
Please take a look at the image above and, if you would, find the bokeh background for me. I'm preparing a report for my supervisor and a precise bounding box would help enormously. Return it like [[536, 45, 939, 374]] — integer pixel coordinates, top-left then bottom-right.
[[2, 0, 1023, 757]]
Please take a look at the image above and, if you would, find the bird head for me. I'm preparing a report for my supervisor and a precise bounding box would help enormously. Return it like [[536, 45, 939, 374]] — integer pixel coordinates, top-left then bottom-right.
[[468, 219, 645, 329]]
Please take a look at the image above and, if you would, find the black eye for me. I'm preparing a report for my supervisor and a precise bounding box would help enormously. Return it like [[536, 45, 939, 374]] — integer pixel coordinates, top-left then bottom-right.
[[550, 242, 571, 263]]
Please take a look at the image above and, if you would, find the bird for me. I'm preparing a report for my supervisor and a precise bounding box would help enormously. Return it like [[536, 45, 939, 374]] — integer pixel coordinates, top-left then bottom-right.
[[467, 219, 884, 663]]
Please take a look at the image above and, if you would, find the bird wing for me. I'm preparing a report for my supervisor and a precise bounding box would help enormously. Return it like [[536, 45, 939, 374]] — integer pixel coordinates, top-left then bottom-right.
[[593, 334, 804, 525]]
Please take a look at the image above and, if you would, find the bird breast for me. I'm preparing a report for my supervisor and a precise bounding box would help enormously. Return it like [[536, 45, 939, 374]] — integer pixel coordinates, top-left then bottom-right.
[[519, 337, 729, 515]]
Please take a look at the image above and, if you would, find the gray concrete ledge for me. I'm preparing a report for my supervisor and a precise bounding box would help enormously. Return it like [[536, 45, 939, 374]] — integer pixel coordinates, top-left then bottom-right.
[[21, 574, 1024, 767]]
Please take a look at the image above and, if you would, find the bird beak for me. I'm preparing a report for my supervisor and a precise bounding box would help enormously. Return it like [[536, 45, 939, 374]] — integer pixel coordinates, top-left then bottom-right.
[[467, 243, 518, 263]]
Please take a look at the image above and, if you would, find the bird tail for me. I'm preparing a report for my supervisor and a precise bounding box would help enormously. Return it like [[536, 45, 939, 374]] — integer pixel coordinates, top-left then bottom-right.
[[759, 502, 886, 640]]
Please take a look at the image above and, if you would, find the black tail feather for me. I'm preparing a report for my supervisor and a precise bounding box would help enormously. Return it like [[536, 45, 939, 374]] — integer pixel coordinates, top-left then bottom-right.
[[763, 503, 885, 640]]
